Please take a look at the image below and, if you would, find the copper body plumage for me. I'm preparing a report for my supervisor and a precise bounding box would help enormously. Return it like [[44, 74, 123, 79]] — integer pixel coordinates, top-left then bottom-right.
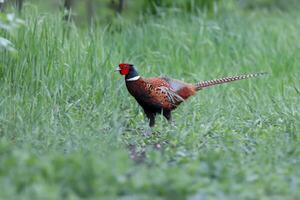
[[116, 63, 266, 127]]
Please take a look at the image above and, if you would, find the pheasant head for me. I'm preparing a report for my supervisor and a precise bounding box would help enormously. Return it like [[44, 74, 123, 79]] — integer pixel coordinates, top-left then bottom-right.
[[116, 63, 140, 81]]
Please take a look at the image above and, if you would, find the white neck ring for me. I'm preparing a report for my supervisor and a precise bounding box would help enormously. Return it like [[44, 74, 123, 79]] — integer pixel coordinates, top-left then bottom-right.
[[126, 76, 140, 81]]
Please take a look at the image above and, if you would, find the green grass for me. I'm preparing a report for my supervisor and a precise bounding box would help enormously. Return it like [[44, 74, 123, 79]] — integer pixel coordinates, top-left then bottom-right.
[[1, 7, 300, 200]]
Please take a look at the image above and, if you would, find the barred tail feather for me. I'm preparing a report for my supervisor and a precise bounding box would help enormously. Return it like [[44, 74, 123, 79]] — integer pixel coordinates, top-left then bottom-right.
[[195, 72, 268, 90]]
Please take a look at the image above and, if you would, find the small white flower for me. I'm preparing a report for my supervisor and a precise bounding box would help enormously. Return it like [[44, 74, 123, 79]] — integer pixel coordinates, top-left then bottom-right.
[[0, 37, 12, 47], [7, 13, 15, 22]]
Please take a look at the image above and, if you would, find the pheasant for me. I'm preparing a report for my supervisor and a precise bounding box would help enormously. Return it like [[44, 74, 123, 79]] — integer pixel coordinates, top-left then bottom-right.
[[116, 63, 266, 127]]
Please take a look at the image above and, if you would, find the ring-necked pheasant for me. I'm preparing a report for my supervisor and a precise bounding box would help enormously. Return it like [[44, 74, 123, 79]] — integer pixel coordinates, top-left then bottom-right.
[[116, 63, 266, 127]]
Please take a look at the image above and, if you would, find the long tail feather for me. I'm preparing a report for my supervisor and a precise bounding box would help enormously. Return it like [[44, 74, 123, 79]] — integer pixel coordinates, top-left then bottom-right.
[[195, 72, 268, 90]]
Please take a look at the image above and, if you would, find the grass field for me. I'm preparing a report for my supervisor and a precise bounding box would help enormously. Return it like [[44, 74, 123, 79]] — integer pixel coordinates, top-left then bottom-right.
[[1, 6, 300, 200]]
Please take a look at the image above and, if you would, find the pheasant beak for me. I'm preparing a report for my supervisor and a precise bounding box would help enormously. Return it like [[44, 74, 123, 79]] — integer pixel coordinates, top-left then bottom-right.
[[115, 67, 121, 72]]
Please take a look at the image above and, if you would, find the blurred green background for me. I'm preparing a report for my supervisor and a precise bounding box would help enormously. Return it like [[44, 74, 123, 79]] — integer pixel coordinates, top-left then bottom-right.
[[1, 0, 300, 27]]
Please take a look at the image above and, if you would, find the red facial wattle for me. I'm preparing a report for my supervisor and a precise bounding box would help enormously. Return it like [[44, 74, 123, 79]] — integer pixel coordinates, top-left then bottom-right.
[[117, 63, 130, 76], [120, 67, 129, 75]]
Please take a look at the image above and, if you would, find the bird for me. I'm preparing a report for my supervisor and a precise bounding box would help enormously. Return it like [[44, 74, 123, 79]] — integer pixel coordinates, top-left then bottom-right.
[[116, 63, 266, 127]]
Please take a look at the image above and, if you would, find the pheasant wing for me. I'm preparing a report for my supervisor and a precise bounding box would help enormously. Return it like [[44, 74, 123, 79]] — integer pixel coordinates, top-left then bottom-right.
[[161, 77, 188, 92], [157, 86, 184, 106], [137, 78, 185, 109]]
